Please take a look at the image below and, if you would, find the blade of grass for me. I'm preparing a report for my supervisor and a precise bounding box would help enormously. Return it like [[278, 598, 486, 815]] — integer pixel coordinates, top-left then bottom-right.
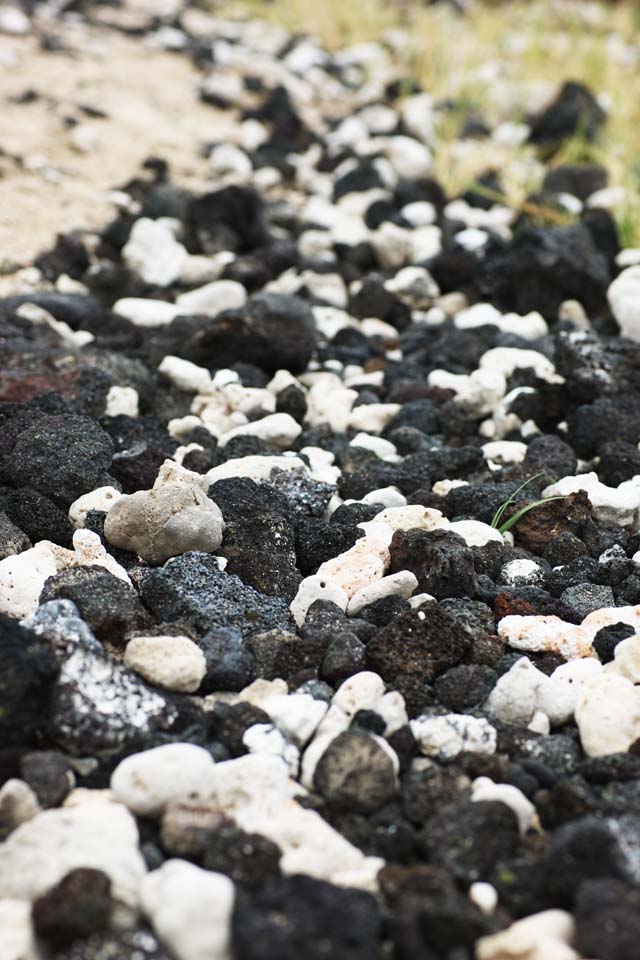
[[490, 471, 544, 530], [498, 496, 567, 535]]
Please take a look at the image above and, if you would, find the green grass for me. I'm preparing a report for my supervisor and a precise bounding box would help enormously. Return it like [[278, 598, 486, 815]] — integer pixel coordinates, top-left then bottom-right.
[[490, 473, 567, 536], [222, 0, 640, 246]]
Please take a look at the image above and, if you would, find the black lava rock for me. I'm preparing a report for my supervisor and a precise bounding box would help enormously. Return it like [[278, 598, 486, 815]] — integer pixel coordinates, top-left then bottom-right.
[[192, 293, 317, 374], [598, 440, 640, 487], [313, 730, 397, 813], [0, 487, 74, 547], [477, 223, 610, 320], [320, 632, 367, 685], [0, 510, 31, 559], [367, 604, 472, 713], [32, 868, 112, 949], [202, 824, 281, 889], [528, 80, 606, 151], [40, 566, 151, 646], [422, 799, 520, 884], [543, 815, 640, 906], [197, 626, 253, 693], [593, 622, 636, 663], [542, 162, 608, 201], [219, 515, 301, 601], [574, 878, 640, 960], [4, 414, 114, 507], [560, 582, 615, 621], [232, 874, 382, 960], [389, 528, 476, 599], [0, 614, 58, 747]]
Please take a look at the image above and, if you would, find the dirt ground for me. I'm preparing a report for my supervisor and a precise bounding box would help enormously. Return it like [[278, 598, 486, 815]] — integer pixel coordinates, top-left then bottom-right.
[[0, 3, 232, 272]]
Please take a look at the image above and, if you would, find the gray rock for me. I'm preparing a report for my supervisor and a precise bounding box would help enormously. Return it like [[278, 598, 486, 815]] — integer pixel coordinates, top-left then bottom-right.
[[138, 552, 295, 639], [104, 483, 224, 565], [561, 582, 615, 621]]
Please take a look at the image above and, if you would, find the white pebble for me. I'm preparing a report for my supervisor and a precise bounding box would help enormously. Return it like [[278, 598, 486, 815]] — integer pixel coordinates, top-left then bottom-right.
[[124, 635, 206, 693], [469, 882, 498, 916], [485, 657, 547, 726], [113, 298, 180, 327], [176, 279, 246, 316], [111, 743, 217, 817], [105, 385, 139, 418], [498, 615, 594, 660], [410, 714, 497, 761], [123, 218, 187, 286], [448, 520, 504, 548], [0, 800, 146, 927], [575, 673, 640, 757], [218, 412, 301, 449], [141, 860, 234, 960], [0, 542, 57, 618], [68, 487, 122, 528], [0, 899, 40, 960], [261, 693, 328, 747], [290, 574, 349, 627], [471, 777, 536, 835], [159, 356, 212, 392], [347, 571, 417, 615]]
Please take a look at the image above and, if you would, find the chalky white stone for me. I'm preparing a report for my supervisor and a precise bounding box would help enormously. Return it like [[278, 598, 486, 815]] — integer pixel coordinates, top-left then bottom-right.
[[175, 279, 246, 316], [68, 486, 122, 528], [536, 658, 603, 727], [260, 693, 328, 748], [469, 882, 498, 916], [428, 367, 507, 417], [373, 505, 448, 532], [0, 800, 146, 927], [218, 412, 301, 449], [498, 614, 594, 660], [410, 714, 497, 761], [471, 777, 536, 835], [123, 217, 188, 286], [158, 356, 212, 393], [575, 673, 640, 757], [0, 541, 57, 618], [205, 455, 305, 484], [316, 535, 390, 599], [448, 520, 503, 548], [105, 385, 139, 417], [0, 899, 41, 960], [111, 743, 217, 817], [608, 264, 640, 342], [346, 570, 418, 615], [242, 723, 300, 776], [360, 486, 406, 507], [290, 574, 349, 627], [124, 635, 206, 693], [141, 860, 234, 960], [485, 657, 547, 727], [476, 910, 579, 960], [332, 672, 386, 717], [104, 482, 224, 564], [113, 298, 180, 327], [0, 780, 40, 829]]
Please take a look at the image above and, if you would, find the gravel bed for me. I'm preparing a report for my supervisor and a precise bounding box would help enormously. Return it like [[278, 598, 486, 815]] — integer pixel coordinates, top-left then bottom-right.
[[2, 3, 640, 959]]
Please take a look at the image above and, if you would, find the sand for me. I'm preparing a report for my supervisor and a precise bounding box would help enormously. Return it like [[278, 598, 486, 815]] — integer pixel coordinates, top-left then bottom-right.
[[0, 2, 233, 271]]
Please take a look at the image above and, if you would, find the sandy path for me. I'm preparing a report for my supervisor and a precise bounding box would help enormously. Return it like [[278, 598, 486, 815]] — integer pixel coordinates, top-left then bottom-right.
[[0, 9, 233, 270]]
